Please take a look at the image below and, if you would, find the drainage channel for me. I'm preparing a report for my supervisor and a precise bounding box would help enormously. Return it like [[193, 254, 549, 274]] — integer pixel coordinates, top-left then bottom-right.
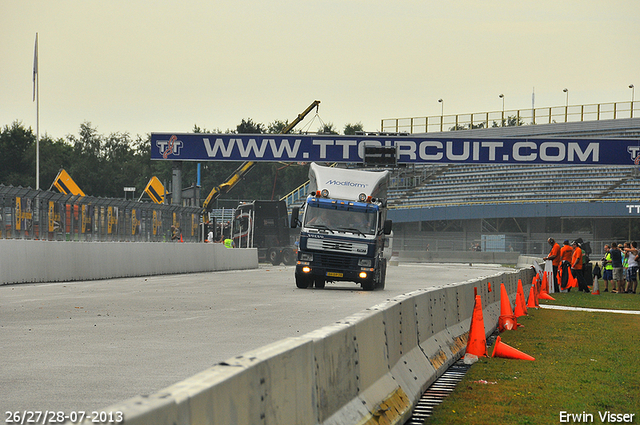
[[404, 358, 472, 424], [405, 332, 499, 425]]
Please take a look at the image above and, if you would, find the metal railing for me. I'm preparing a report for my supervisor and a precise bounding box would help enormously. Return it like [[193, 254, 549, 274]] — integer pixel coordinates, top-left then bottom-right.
[[392, 235, 618, 258], [381, 101, 639, 134], [0, 185, 203, 242], [281, 180, 310, 208]]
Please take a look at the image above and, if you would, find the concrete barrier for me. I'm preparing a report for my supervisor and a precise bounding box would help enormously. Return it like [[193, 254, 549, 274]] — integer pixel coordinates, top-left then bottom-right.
[[397, 250, 521, 265], [517, 255, 544, 268], [0, 240, 257, 285], [86, 267, 534, 425]]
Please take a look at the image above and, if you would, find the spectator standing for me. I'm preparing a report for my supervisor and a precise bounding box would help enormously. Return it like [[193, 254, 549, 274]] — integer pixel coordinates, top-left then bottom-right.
[[560, 240, 573, 291], [622, 242, 630, 292], [601, 245, 613, 292], [609, 243, 624, 293], [543, 238, 562, 292], [623, 241, 638, 293], [571, 241, 590, 293]]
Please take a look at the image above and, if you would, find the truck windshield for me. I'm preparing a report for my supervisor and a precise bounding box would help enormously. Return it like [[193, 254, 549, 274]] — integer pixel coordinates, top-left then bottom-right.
[[304, 206, 377, 235]]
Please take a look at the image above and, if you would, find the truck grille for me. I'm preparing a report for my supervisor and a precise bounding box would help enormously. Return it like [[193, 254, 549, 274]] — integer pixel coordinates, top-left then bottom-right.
[[307, 238, 368, 255], [317, 252, 357, 269]]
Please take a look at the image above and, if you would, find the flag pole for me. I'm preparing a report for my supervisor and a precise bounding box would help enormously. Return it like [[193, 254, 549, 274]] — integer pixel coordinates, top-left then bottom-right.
[[34, 33, 40, 190]]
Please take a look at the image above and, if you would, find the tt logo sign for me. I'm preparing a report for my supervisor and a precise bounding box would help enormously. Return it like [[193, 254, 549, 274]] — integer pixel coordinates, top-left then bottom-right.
[[156, 135, 183, 159], [626, 205, 640, 214], [628, 146, 640, 165]]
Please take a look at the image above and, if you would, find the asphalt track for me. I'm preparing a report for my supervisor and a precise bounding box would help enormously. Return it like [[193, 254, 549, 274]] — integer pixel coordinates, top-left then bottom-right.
[[1, 263, 509, 416]]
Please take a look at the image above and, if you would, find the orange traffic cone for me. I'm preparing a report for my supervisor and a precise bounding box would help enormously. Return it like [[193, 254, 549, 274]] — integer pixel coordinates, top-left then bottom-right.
[[488, 282, 492, 292], [491, 336, 535, 361], [498, 283, 518, 331], [541, 272, 549, 293], [530, 276, 541, 307], [527, 286, 538, 309], [514, 279, 527, 317], [539, 291, 556, 300], [539, 272, 556, 300], [465, 295, 487, 357]]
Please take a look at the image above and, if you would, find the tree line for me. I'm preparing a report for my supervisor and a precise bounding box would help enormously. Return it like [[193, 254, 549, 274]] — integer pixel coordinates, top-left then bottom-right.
[[0, 119, 364, 207]]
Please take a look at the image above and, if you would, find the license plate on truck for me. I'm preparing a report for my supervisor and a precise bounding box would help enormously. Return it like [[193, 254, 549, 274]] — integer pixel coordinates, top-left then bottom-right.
[[326, 272, 343, 278]]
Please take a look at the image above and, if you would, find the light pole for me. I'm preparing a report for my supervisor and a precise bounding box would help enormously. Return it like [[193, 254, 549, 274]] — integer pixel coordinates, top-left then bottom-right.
[[499, 94, 504, 126], [438, 99, 444, 132], [563, 88, 569, 121], [630, 84, 635, 118]]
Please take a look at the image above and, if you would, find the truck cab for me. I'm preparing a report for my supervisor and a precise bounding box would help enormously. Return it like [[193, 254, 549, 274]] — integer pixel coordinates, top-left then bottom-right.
[[292, 163, 392, 291]]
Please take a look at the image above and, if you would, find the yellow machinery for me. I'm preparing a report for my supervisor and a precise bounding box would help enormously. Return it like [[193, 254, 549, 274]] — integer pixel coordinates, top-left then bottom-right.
[[202, 100, 320, 212], [52, 169, 85, 196], [143, 176, 166, 204]]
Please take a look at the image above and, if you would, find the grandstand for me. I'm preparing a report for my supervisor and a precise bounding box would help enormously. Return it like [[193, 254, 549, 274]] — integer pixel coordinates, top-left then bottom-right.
[[389, 163, 640, 207], [384, 116, 640, 256]]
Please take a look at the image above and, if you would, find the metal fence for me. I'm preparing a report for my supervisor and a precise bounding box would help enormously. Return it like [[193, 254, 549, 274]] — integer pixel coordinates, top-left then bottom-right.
[[392, 235, 627, 259], [381, 100, 639, 134], [0, 185, 203, 242]]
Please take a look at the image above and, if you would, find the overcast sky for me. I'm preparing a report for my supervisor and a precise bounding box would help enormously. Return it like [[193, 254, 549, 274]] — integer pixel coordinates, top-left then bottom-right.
[[2, 0, 638, 139]]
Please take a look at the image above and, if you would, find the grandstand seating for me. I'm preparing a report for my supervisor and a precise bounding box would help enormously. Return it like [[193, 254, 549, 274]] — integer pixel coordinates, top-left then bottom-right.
[[388, 164, 640, 208]]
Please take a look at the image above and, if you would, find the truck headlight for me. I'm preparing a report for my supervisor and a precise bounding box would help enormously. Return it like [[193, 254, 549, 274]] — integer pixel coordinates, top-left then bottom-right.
[[300, 253, 313, 261], [358, 258, 372, 267]]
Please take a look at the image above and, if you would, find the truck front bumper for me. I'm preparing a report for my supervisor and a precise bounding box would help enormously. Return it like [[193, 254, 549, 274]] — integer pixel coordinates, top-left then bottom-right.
[[295, 263, 375, 284]]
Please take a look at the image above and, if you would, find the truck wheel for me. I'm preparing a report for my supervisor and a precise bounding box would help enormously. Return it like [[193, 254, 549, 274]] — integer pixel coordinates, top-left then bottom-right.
[[314, 278, 325, 289], [295, 274, 311, 289], [282, 248, 296, 266], [269, 248, 283, 265], [361, 280, 375, 291]]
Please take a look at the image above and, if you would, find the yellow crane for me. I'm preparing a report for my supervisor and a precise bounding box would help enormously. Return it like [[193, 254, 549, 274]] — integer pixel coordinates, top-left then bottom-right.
[[202, 100, 320, 212]]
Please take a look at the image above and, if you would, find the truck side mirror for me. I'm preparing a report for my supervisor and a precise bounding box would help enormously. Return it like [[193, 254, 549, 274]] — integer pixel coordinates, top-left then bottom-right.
[[291, 207, 300, 228], [383, 219, 392, 235]]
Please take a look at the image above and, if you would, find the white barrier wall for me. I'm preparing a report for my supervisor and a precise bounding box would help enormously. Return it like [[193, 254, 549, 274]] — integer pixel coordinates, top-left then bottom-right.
[[397, 250, 521, 265], [89, 267, 533, 425], [0, 240, 257, 285]]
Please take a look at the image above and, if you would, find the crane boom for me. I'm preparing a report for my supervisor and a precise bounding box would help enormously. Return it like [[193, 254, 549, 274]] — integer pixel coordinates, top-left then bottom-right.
[[202, 100, 320, 212]]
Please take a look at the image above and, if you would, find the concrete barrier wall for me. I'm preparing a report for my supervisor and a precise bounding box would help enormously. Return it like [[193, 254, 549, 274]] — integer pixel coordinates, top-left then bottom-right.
[[90, 267, 534, 425], [0, 240, 258, 285], [397, 250, 521, 265]]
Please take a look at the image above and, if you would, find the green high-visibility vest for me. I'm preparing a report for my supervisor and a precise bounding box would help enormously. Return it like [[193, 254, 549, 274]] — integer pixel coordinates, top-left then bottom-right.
[[224, 239, 233, 248], [604, 253, 613, 270]]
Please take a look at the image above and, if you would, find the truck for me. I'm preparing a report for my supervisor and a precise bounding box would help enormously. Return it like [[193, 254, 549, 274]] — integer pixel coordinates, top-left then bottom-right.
[[291, 163, 392, 291], [233, 200, 297, 265]]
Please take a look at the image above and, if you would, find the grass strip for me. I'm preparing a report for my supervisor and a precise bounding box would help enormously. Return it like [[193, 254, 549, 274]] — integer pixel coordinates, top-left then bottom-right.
[[426, 291, 640, 425]]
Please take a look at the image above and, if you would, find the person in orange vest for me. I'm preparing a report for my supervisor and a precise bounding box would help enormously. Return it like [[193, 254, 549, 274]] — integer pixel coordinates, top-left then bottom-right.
[[543, 237, 562, 292], [559, 240, 573, 291], [571, 241, 590, 293]]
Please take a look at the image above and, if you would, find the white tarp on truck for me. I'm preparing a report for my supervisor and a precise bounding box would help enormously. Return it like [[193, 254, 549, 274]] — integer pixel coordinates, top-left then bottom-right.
[[308, 163, 389, 201]]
